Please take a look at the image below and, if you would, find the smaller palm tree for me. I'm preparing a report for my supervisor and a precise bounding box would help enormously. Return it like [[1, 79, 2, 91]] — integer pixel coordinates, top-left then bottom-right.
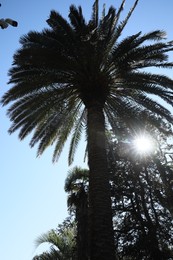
[[33, 224, 76, 260], [65, 167, 89, 260]]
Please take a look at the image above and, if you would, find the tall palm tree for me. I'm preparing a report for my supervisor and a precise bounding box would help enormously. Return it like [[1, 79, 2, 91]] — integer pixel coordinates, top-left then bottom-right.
[[2, 0, 173, 259]]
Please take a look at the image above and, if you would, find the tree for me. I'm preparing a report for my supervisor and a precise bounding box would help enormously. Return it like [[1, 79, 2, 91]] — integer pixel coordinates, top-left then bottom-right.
[[33, 218, 76, 260], [65, 167, 89, 260], [2, 1, 173, 259], [108, 128, 173, 259]]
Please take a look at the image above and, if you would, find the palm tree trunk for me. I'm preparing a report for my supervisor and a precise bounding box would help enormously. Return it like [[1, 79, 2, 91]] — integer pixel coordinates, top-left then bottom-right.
[[76, 187, 88, 260], [87, 103, 115, 260]]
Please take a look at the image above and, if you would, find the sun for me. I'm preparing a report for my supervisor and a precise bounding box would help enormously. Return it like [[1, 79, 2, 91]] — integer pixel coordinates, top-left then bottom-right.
[[132, 134, 154, 155]]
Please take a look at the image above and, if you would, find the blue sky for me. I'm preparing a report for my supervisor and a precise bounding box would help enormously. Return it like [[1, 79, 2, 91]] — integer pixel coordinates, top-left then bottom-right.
[[1, 1, 173, 259]]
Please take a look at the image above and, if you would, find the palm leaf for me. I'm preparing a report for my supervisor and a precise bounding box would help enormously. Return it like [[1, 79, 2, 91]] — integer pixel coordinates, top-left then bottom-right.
[[68, 106, 86, 165], [69, 5, 86, 33], [91, 0, 99, 27], [65, 166, 89, 193]]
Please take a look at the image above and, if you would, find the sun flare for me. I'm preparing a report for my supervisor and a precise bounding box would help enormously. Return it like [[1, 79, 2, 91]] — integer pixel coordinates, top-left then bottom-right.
[[132, 135, 154, 155]]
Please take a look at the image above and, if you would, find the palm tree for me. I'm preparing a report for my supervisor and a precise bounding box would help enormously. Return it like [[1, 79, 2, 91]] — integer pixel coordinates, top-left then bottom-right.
[[2, 0, 173, 259], [65, 167, 89, 260], [33, 225, 76, 260]]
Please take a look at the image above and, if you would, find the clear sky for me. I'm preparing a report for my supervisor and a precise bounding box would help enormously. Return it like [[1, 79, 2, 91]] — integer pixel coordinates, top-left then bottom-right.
[[1, 1, 173, 260]]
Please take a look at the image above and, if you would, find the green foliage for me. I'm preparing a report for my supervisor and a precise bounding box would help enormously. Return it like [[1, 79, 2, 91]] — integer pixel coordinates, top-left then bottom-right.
[[108, 130, 173, 259], [33, 218, 77, 260]]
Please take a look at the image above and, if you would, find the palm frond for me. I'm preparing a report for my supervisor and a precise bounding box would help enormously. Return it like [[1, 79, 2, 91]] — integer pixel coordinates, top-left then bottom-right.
[[129, 93, 173, 123], [52, 101, 83, 163], [101, 3, 106, 20], [91, 0, 99, 27], [65, 166, 89, 193], [69, 5, 86, 33], [35, 230, 61, 249], [33, 227, 76, 260], [115, 0, 126, 23], [68, 106, 86, 165], [46, 10, 73, 39], [105, 95, 172, 135], [113, 0, 139, 41]]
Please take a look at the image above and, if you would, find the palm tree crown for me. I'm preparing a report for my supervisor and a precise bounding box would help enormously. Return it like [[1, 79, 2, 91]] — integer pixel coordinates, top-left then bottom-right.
[[2, 0, 173, 163]]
